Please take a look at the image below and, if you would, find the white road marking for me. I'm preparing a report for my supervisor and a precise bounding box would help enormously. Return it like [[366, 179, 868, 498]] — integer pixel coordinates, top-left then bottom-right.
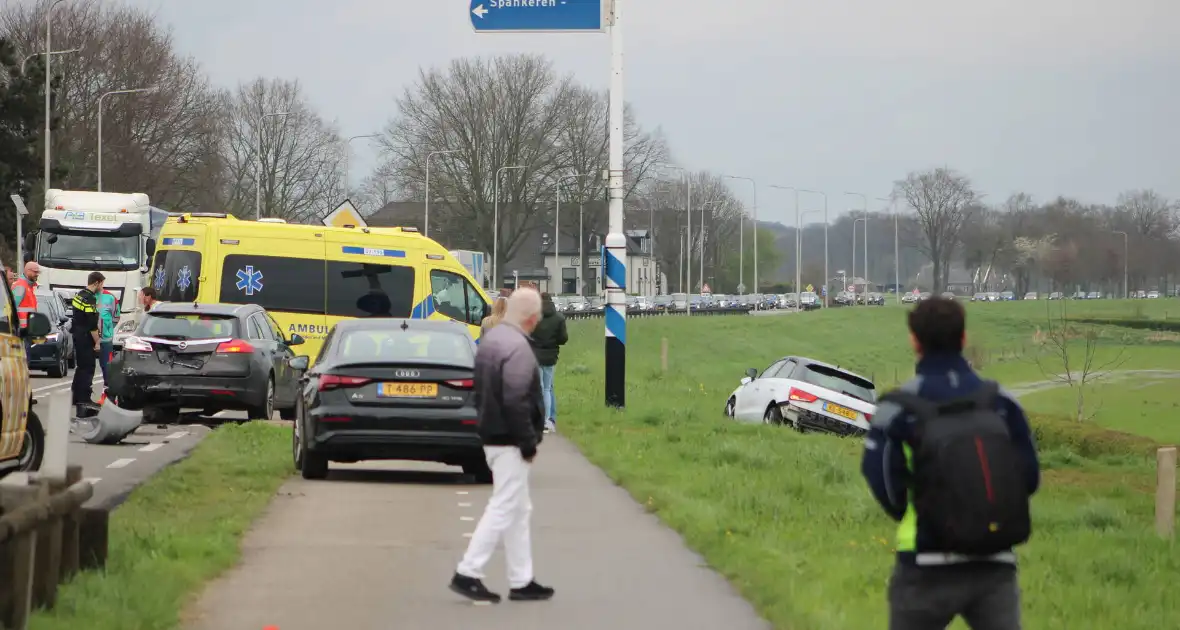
[[456, 491, 469, 495], [164, 431, 189, 440], [106, 458, 135, 469], [83, 477, 102, 485], [462, 532, 473, 538], [32, 382, 70, 393], [458, 502, 472, 507], [459, 516, 474, 521], [138, 443, 165, 453]]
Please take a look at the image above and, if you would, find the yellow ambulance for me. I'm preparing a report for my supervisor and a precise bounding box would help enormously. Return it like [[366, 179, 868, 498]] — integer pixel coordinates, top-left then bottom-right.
[[145, 213, 492, 362]]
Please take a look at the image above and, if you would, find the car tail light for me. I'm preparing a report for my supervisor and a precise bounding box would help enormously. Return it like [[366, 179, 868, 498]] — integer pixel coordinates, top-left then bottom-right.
[[319, 374, 372, 391], [320, 416, 352, 423], [123, 336, 153, 352], [864, 413, 873, 423], [215, 339, 254, 354], [788, 387, 818, 403], [445, 379, 475, 389], [461, 419, 478, 426]]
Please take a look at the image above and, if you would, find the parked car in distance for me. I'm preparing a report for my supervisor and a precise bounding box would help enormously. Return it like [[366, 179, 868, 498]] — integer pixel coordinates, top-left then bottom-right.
[[919, 292, 933, 301], [1147, 290, 1161, 299], [999, 291, 1016, 301], [291, 318, 486, 481], [26, 292, 74, 378], [1024, 292, 1038, 300], [1086, 291, 1102, 300], [971, 292, 987, 302], [798, 291, 821, 310], [652, 295, 673, 311], [866, 292, 885, 305], [108, 302, 306, 424], [724, 355, 876, 436], [940, 291, 956, 300], [901, 292, 918, 304], [1048, 292, 1063, 300], [1133, 290, 1147, 299]]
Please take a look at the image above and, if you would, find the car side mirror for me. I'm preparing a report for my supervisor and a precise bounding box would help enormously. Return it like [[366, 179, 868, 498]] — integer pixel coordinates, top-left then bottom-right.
[[146, 238, 156, 257], [58, 315, 69, 325], [288, 333, 305, 346], [23, 312, 52, 338], [740, 376, 753, 386], [745, 367, 758, 379], [289, 355, 310, 371]]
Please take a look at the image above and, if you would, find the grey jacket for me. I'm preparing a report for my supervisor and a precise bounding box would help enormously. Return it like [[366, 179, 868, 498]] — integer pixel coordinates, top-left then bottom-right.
[[474, 322, 545, 457]]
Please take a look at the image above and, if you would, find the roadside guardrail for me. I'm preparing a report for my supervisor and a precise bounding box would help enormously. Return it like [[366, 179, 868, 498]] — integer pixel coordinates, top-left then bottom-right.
[[0, 397, 109, 630]]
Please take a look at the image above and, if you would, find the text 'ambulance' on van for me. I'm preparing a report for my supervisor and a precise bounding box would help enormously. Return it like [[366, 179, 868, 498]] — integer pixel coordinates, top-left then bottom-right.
[[145, 213, 493, 362]]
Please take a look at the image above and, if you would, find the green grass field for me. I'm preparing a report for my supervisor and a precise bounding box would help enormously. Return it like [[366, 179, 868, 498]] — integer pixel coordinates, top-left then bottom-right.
[[557, 300, 1180, 629], [29, 423, 292, 630]]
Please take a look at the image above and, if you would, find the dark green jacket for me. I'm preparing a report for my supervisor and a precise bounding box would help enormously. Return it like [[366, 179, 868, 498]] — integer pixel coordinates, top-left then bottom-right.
[[530, 297, 568, 366]]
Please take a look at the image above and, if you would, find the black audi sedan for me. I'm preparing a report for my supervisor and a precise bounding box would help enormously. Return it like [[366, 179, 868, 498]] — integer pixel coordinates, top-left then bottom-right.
[[290, 318, 486, 482], [26, 293, 74, 378], [107, 302, 306, 424]]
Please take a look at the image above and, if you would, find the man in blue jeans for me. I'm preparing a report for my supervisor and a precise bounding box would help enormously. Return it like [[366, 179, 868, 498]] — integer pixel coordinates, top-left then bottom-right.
[[529, 293, 568, 433]]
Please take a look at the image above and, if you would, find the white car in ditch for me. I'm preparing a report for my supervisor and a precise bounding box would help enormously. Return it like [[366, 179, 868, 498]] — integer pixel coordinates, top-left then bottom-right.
[[723, 356, 877, 436]]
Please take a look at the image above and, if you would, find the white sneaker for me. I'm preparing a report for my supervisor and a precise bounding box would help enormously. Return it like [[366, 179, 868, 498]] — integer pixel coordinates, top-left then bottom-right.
[[544, 421, 556, 434]]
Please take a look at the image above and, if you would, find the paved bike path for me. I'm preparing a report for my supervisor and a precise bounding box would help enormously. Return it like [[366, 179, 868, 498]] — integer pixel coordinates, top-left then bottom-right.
[[183, 436, 770, 630]]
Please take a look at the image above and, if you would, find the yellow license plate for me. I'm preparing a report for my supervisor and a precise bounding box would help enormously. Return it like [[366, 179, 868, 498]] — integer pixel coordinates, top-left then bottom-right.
[[378, 382, 438, 398], [823, 402, 858, 420]]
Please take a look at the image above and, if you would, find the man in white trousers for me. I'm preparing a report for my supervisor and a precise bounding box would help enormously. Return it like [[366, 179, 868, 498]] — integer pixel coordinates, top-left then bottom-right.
[[450, 287, 555, 604]]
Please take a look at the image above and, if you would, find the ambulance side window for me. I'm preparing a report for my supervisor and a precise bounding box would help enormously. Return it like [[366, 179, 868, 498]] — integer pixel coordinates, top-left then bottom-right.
[[429, 270, 482, 326], [0, 275, 14, 335]]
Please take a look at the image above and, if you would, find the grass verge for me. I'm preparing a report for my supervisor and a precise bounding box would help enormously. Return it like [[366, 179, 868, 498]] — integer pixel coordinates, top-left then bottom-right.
[[558, 312, 1180, 629], [29, 422, 292, 630]]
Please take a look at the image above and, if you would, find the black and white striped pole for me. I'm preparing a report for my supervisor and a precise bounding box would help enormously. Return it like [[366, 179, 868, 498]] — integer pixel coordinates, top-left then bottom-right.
[[604, 0, 626, 408]]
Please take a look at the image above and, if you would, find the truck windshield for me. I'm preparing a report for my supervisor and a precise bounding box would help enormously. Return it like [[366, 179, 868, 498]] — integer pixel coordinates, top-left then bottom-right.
[[38, 232, 139, 270]]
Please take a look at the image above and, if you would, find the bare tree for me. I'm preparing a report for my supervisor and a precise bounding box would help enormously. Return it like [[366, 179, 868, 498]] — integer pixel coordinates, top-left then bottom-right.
[[218, 78, 345, 222], [894, 168, 979, 292], [1035, 298, 1127, 422], [1, 0, 222, 210]]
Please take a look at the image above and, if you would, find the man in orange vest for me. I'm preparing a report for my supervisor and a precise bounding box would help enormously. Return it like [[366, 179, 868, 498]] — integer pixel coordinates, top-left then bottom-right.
[[11, 262, 40, 329]]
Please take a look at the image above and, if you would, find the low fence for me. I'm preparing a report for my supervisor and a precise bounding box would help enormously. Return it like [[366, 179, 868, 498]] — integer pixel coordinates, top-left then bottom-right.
[[1, 397, 110, 630], [565, 307, 754, 320]]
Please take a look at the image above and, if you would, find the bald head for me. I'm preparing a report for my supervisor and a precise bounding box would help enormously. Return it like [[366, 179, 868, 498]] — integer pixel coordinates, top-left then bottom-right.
[[505, 287, 543, 333], [23, 262, 39, 282]]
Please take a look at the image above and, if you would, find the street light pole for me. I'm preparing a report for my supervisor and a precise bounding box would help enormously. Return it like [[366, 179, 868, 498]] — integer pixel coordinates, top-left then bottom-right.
[[725, 175, 758, 294], [493, 165, 527, 288], [97, 87, 158, 192], [852, 218, 866, 305], [255, 111, 290, 220], [660, 165, 691, 307], [343, 134, 379, 200], [1113, 230, 1128, 299], [846, 192, 869, 299], [879, 197, 899, 304], [768, 184, 800, 296], [424, 149, 459, 237], [800, 190, 829, 307], [44, 0, 70, 196], [556, 173, 592, 295], [799, 209, 823, 311], [698, 200, 721, 294], [21, 47, 80, 75]]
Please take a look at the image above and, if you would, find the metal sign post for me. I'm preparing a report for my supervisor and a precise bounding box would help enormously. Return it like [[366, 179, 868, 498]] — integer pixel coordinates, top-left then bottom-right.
[[11, 195, 29, 267], [470, 0, 625, 408]]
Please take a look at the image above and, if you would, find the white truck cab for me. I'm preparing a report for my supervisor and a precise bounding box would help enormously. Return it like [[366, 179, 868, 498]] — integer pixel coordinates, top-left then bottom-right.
[[23, 190, 170, 343]]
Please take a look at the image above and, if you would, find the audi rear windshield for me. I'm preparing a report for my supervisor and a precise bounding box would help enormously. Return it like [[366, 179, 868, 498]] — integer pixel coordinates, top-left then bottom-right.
[[799, 363, 876, 403], [140, 313, 240, 340], [334, 328, 475, 367]]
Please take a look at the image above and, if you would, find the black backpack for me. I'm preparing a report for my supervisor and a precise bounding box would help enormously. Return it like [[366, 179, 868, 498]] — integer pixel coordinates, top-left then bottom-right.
[[878, 380, 1032, 555]]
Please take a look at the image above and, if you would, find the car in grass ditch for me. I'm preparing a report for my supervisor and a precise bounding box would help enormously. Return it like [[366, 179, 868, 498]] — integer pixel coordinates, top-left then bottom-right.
[[108, 302, 306, 424], [723, 355, 876, 436], [290, 318, 488, 482]]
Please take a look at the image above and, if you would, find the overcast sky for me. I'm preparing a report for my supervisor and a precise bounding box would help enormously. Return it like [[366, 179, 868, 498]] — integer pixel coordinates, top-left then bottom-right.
[[123, 0, 1180, 221]]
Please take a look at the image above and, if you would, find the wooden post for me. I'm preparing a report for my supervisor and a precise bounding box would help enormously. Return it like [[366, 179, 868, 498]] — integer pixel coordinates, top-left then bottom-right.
[[0, 475, 47, 630], [660, 337, 668, 373], [32, 478, 64, 609], [78, 508, 109, 571], [58, 465, 84, 580], [1157, 446, 1177, 539]]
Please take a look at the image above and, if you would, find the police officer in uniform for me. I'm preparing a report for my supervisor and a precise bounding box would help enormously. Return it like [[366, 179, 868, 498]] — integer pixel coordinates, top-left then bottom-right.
[[71, 272, 106, 415]]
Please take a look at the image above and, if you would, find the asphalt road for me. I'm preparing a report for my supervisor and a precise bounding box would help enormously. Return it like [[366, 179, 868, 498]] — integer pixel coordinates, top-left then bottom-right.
[[29, 371, 215, 510]]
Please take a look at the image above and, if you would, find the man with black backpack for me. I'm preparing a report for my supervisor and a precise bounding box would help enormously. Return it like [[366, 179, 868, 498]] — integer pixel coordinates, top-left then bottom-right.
[[862, 297, 1040, 630]]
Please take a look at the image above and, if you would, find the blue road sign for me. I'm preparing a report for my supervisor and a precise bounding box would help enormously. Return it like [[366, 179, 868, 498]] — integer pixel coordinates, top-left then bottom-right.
[[470, 0, 604, 33]]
